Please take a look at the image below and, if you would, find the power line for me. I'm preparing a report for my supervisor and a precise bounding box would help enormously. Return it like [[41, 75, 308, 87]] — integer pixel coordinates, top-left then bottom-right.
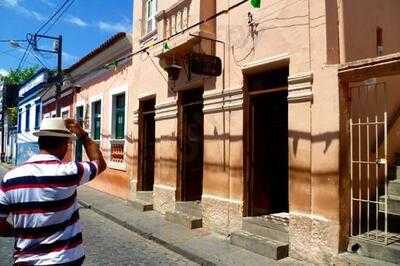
[[77, 0, 301, 84], [35, 0, 72, 35], [17, 39, 32, 71], [15, 0, 72, 70], [69, 0, 249, 83], [0, 40, 27, 43], [28, 49, 49, 69], [0, 49, 36, 66], [43, 0, 76, 35]]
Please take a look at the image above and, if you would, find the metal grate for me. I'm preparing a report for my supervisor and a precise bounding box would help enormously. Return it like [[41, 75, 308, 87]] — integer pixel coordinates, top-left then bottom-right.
[[349, 82, 398, 245], [110, 139, 124, 163]]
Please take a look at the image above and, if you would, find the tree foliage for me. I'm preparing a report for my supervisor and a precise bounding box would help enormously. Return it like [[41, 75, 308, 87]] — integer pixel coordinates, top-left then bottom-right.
[[0, 66, 39, 86], [7, 107, 18, 127]]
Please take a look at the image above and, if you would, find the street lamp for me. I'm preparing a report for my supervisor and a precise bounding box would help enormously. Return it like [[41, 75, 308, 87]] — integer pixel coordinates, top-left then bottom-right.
[[9, 40, 23, 49]]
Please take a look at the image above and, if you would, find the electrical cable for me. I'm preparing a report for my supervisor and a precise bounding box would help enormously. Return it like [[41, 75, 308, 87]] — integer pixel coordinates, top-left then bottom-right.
[[0, 49, 35, 66], [17, 36, 32, 71], [35, 0, 72, 35], [0, 40, 27, 43], [28, 49, 49, 69], [42, 0, 76, 35], [68, 0, 249, 83], [15, 0, 73, 71]]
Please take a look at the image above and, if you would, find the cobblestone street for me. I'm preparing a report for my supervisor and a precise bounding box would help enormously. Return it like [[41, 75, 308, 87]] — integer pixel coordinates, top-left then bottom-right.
[[0, 207, 197, 265], [0, 164, 197, 265]]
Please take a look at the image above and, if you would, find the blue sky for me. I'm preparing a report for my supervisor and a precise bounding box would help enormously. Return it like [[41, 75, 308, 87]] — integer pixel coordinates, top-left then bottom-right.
[[0, 0, 133, 75]]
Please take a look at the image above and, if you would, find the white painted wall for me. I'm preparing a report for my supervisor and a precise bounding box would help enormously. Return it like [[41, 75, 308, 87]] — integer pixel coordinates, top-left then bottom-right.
[[17, 96, 40, 144]]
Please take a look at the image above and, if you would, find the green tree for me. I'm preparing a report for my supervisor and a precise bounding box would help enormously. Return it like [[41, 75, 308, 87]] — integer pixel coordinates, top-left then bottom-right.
[[0, 66, 39, 127], [1, 66, 39, 86], [7, 107, 18, 127]]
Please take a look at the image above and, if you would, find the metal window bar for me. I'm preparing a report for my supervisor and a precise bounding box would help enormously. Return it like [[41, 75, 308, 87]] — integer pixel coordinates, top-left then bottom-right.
[[349, 82, 397, 245]]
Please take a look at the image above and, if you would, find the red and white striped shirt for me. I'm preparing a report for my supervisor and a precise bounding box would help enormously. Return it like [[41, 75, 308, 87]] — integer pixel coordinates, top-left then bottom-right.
[[0, 154, 98, 265]]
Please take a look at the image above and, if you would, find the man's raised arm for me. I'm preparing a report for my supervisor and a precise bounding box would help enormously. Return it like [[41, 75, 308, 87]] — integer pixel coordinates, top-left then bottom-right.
[[65, 119, 107, 174]]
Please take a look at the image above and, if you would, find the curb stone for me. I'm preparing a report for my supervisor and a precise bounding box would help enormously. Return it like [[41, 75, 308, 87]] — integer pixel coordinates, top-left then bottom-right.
[[78, 199, 215, 266]]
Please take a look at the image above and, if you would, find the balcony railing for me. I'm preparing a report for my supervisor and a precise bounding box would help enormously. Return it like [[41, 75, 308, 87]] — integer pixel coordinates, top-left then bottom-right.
[[157, 0, 191, 39], [155, 0, 215, 53], [110, 139, 124, 163]]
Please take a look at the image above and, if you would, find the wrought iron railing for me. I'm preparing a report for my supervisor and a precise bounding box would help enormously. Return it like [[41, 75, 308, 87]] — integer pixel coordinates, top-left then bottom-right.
[[110, 139, 124, 163]]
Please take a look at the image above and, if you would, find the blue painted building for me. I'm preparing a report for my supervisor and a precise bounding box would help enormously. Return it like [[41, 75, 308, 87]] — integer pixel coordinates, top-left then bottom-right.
[[16, 69, 49, 165]]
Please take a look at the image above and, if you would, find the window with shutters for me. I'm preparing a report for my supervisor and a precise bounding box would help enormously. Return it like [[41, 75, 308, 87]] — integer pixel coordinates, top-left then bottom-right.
[[110, 93, 126, 165], [25, 104, 31, 132], [34, 101, 41, 130], [144, 0, 157, 35], [113, 94, 125, 139], [91, 100, 101, 140]]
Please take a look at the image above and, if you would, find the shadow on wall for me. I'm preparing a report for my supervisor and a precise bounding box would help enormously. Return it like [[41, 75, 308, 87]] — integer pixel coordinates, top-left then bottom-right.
[[290, 130, 339, 155]]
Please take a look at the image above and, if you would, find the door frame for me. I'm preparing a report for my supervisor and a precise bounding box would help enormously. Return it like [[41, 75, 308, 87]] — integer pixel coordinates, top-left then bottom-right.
[[243, 73, 289, 216], [137, 96, 156, 192], [176, 88, 204, 201]]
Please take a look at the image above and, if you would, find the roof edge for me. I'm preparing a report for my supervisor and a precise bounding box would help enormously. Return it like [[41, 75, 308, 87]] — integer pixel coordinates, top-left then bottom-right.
[[65, 32, 128, 74]]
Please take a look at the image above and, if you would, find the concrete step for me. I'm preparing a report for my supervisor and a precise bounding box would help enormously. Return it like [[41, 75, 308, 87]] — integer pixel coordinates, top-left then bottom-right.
[[333, 252, 399, 266], [165, 211, 202, 229], [129, 199, 153, 212], [376, 212, 400, 233], [136, 191, 153, 203], [379, 195, 400, 216], [230, 230, 289, 260], [242, 214, 289, 242], [389, 180, 400, 197], [348, 236, 400, 264], [175, 201, 202, 217]]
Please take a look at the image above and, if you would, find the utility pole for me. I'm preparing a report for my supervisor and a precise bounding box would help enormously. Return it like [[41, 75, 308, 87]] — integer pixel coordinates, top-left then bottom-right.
[[32, 34, 63, 116], [55, 35, 62, 117]]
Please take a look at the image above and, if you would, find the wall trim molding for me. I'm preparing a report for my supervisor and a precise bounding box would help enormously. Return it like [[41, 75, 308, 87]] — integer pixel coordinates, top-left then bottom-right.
[[203, 87, 243, 114], [288, 72, 313, 103], [155, 99, 178, 121], [138, 92, 156, 101], [241, 53, 290, 75], [134, 87, 245, 122]]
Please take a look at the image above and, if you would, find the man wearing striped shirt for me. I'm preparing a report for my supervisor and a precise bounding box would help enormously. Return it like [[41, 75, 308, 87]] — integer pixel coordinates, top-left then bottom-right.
[[0, 118, 107, 265]]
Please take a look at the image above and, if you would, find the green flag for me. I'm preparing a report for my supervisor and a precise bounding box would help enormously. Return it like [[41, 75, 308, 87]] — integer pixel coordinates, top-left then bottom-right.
[[250, 0, 261, 8], [163, 42, 170, 50]]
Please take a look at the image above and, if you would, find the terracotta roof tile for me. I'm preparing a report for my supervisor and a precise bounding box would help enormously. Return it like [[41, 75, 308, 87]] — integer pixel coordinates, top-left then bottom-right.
[[65, 32, 127, 73]]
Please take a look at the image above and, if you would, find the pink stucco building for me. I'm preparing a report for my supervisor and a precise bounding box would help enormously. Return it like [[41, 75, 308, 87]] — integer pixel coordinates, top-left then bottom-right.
[[124, 0, 400, 264], [65, 0, 400, 264], [66, 33, 133, 199]]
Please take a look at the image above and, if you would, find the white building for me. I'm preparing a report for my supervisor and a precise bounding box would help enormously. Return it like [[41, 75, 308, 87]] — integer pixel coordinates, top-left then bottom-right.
[[16, 69, 49, 165]]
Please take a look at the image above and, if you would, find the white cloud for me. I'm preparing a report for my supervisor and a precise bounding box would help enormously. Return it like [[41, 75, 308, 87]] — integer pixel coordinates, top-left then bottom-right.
[[0, 0, 45, 21], [98, 20, 131, 33], [0, 69, 9, 77], [31, 10, 45, 21], [63, 52, 78, 64], [38, 0, 55, 7], [0, 0, 19, 8], [65, 16, 88, 27]]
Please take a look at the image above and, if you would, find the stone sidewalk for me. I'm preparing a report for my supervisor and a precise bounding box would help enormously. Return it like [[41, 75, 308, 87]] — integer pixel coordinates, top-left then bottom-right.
[[77, 186, 309, 266]]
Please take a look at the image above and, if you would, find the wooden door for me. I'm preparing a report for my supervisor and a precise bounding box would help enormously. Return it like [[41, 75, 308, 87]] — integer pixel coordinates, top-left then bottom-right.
[[75, 106, 84, 162], [177, 89, 204, 201], [249, 90, 289, 216], [138, 98, 155, 191]]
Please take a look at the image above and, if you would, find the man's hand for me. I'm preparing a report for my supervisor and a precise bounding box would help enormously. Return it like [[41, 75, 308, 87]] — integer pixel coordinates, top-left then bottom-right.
[[65, 119, 86, 138], [65, 118, 107, 174]]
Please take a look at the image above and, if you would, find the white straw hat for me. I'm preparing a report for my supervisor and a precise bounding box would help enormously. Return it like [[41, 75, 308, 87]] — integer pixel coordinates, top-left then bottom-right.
[[33, 117, 77, 140]]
